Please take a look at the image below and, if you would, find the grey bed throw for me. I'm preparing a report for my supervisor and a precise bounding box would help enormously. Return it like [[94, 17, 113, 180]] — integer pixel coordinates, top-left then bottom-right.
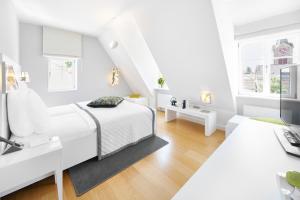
[[74, 103, 155, 160]]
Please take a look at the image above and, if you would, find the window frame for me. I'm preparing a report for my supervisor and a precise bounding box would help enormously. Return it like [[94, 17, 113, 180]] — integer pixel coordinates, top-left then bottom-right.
[[47, 56, 78, 92], [237, 30, 300, 98]]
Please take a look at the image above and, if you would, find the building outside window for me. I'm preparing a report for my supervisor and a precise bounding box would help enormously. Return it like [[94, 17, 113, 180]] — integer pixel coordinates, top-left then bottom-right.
[[48, 56, 78, 92], [238, 31, 300, 98]]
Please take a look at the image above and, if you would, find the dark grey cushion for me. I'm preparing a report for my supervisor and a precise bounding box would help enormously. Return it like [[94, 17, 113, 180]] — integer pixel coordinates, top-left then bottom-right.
[[87, 96, 124, 108]]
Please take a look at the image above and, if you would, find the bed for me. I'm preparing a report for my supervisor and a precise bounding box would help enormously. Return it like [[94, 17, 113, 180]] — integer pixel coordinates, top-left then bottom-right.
[[10, 100, 156, 170], [48, 100, 155, 169]]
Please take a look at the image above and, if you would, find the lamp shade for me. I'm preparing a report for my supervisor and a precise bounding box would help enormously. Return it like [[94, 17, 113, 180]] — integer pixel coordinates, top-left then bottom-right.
[[201, 91, 212, 104]]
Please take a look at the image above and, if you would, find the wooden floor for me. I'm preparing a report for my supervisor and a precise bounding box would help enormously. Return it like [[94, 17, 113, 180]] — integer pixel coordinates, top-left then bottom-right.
[[3, 111, 225, 200]]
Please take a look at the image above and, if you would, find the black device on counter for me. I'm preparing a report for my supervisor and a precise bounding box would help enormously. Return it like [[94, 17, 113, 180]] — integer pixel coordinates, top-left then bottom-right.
[[0, 136, 23, 155], [182, 100, 186, 109], [170, 97, 177, 106]]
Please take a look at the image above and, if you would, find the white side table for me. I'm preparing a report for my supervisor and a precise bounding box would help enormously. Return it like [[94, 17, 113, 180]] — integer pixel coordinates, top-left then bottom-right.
[[165, 105, 217, 136], [0, 137, 63, 200]]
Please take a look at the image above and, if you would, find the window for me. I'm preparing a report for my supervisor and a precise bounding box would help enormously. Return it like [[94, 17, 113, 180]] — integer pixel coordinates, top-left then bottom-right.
[[238, 31, 300, 98], [48, 57, 78, 92]]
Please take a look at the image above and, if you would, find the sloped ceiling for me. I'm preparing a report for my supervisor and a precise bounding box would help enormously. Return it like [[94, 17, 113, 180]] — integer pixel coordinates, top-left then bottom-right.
[[99, 14, 162, 96], [131, 0, 236, 124], [12, 0, 138, 36], [223, 0, 300, 25], [13, 0, 300, 34]]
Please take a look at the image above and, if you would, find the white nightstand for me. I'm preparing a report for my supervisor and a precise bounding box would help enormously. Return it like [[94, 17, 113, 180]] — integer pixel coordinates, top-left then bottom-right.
[[0, 137, 63, 200], [165, 105, 217, 136]]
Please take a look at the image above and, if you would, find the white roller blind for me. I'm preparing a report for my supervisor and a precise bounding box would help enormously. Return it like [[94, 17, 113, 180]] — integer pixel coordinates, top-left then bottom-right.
[[43, 26, 82, 58]]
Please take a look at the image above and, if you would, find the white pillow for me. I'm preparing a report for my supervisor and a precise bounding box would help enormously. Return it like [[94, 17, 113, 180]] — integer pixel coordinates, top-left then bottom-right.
[[26, 88, 51, 134], [7, 89, 34, 137]]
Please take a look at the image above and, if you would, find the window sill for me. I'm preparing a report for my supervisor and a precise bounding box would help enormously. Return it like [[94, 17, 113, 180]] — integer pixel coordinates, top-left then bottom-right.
[[48, 88, 78, 93], [236, 94, 279, 101]]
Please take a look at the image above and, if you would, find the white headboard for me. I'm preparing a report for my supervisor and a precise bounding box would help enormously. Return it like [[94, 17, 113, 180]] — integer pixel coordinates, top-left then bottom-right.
[[0, 54, 22, 153]]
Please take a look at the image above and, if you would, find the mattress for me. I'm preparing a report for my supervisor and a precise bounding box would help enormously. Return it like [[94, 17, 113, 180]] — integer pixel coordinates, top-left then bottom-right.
[[46, 104, 96, 142]]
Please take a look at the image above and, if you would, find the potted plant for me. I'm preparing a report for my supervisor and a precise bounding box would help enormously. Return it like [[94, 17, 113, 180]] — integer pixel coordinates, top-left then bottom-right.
[[158, 77, 165, 88]]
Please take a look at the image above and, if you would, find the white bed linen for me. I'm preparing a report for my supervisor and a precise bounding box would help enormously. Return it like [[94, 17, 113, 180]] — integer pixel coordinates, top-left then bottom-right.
[[46, 104, 96, 142], [11, 100, 154, 168], [77, 100, 154, 156], [11, 104, 95, 145]]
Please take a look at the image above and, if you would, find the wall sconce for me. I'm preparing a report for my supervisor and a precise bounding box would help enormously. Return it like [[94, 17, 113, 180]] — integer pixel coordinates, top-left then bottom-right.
[[0, 63, 3, 93], [20, 72, 30, 83], [201, 91, 212, 104], [111, 67, 120, 86], [6, 66, 18, 90]]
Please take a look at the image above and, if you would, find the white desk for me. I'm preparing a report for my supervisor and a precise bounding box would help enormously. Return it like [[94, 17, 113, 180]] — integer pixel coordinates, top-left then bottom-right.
[[165, 105, 217, 136], [0, 137, 63, 200], [172, 120, 300, 200]]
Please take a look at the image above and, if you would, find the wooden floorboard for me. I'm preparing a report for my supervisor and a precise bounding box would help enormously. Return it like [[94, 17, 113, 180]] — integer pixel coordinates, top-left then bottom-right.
[[3, 111, 225, 200]]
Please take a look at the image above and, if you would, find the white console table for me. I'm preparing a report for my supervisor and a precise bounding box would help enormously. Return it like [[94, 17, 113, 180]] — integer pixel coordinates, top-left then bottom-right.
[[165, 105, 217, 136], [172, 120, 300, 200]]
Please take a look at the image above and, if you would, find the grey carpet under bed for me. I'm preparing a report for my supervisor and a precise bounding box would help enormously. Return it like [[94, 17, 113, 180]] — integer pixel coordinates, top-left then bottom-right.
[[68, 136, 168, 196]]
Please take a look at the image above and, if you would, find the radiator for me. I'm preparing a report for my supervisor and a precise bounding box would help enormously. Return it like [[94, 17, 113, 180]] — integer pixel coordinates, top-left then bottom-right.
[[243, 105, 280, 119]]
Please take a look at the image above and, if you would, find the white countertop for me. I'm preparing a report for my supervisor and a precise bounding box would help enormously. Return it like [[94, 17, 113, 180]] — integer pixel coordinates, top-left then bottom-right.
[[172, 119, 300, 200]]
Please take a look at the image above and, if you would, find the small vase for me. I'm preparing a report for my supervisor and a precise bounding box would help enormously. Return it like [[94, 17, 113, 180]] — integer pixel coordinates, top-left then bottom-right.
[[291, 188, 300, 199], [277, 172, 300, 200]]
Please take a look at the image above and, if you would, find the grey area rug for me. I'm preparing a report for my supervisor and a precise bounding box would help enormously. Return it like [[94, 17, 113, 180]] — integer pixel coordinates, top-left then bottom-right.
[[68, 136, 168, 196]]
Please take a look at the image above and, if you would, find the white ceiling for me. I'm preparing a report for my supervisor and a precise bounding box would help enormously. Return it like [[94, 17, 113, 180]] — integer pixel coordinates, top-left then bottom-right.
[[12, 0, 137, 36], [224, 0, 300, 25], [12, 0, 300, 35]]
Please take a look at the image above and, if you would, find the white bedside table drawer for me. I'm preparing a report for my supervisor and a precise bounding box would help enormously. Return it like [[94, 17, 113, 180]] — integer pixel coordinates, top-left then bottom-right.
[[0, 137, 63, 199], [0, 149, 61, 192]]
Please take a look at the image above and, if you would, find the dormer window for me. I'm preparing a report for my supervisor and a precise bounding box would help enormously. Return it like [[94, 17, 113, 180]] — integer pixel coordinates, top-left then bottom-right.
[[238, 31, 299, 97]]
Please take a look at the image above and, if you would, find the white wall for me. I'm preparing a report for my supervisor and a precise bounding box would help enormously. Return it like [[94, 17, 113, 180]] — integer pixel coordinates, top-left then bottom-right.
[[125, 0, 235, 127], [0, 0, 19, 61], [20, 23, 131, 106], [0, 0, 19, 153], [235, 10, 300, 39]]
